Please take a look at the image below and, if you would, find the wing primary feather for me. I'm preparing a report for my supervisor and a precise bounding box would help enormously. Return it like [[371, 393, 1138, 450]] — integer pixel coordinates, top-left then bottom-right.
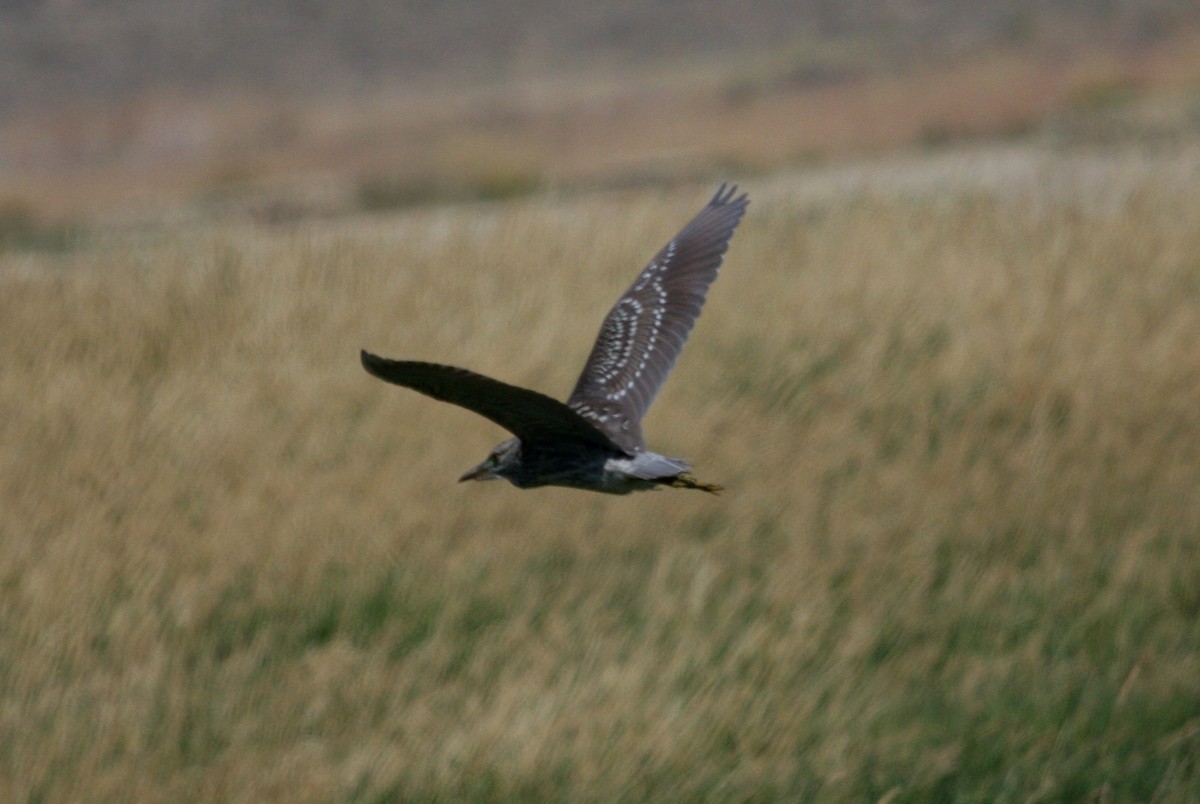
[[361, 352, 629, 453], [565, 183, 748, 447]]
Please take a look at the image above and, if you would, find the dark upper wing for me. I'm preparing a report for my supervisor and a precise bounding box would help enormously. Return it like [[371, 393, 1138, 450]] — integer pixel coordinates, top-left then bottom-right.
[[566, 183, 749, 452], [361, 352, 629, 453]]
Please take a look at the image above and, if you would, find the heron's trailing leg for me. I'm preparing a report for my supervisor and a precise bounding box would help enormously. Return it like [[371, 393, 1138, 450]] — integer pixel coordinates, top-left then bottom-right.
[[668, 472, 723, 495]]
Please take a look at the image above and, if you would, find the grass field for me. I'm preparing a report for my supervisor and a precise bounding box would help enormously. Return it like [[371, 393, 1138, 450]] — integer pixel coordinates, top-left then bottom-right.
[[2, 145, 1200, 800]]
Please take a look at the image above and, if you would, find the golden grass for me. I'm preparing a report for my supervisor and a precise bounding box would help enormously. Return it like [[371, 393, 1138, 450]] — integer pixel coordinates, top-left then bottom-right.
[[2, 148, 1200, 799]]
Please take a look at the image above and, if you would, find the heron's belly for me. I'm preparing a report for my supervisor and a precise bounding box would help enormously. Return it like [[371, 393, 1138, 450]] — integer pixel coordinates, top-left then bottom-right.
[[517, 469, 657, 495]]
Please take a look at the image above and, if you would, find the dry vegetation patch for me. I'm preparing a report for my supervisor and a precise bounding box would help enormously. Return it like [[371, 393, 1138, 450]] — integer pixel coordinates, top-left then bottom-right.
[[2, 151, 1199, 799]]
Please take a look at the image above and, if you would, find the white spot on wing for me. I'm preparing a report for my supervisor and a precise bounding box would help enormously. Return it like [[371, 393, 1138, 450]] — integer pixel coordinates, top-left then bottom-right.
[[595, 244, 676, 402]]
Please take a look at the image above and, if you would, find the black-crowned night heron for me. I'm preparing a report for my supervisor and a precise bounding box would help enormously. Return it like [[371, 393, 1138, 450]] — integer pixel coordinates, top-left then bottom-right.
[[361, 183, 749, 494]]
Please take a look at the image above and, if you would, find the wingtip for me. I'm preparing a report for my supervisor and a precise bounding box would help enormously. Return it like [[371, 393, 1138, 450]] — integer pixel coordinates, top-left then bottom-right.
[[711, 182, 749, 209], [361, 349, 383, 375]]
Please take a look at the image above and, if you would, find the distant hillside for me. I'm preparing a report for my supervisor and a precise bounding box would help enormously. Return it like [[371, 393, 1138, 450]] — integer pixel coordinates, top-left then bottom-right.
[[2, 0, 1196, 113], [2, 0, 1198, 222]]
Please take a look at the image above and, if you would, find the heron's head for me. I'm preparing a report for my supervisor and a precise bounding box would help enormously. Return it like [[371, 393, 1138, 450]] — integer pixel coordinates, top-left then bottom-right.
[[459, 438, 521, 483]]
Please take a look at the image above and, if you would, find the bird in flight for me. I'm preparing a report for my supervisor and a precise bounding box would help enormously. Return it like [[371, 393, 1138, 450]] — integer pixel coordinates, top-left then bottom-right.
[[361, 183, 749, 494]]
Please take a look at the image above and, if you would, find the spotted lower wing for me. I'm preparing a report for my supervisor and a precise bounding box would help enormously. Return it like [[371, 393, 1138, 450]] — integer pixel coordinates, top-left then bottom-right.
[[362, 353, 628, 453], [566, 183, 749, 452]]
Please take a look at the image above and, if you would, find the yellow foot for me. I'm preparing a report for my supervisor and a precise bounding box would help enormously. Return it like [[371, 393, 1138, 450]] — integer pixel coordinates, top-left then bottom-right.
[[668, 473, 723, 495]]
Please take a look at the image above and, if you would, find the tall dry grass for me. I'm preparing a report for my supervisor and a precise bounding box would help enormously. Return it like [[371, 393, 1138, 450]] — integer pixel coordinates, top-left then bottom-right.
[[2, 147, 1199, 800]]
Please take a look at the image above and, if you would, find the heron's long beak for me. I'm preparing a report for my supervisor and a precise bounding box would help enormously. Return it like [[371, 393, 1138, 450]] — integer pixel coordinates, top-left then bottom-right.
[[458, 463, 491, 482]]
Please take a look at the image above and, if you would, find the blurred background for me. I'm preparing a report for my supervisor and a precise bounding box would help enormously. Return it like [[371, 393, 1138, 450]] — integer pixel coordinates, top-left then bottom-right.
[[4, 3, 1200, 800], [3, 0, 1200, 225]]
